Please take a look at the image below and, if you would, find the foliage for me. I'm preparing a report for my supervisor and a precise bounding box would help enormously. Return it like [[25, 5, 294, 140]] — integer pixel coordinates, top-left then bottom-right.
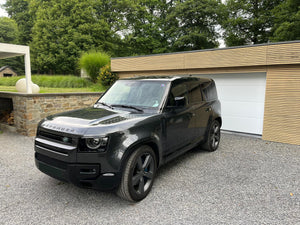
[[79, 52, 110, 83], [0, 75, 93, 88], [2, 0, 299, 68], [4, 0, 34, 44], [270, 0, 300, 42], [0, 76, 23, 86], [32, 75, 93, 88], [167, 0, 222, 51], [0, 85, 107, 93], [0, 17, 19, 43], [122, 0, 171, 55], [29, 0, 119, 74], [0, 58, 24, 77], [98, 65, 119, 86], [222, 0, 282, 46], [123, 0, 223, 53], [0, 17, 25, 75]]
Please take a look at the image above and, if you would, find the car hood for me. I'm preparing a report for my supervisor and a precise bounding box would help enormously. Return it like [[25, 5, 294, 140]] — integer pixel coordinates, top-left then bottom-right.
[[39, 106, 156, 136]]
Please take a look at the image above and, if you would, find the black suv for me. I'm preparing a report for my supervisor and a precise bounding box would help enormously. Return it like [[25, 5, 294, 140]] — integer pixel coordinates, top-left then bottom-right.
[[35, 76, 221, 201]]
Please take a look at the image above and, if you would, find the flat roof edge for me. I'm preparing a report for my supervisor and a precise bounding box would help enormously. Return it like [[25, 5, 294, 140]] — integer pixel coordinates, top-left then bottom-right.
[[111, 40, 300, 60]]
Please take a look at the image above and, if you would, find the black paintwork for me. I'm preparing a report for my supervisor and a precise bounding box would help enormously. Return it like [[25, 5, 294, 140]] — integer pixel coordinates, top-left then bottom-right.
[[35, 76, 221, 191]]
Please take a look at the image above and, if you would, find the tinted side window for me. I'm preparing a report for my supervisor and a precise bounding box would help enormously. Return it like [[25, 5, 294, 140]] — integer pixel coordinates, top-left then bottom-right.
[[202, 81, 218, 101], [188, 82, 203, 104], [167, 82, 188, 106]]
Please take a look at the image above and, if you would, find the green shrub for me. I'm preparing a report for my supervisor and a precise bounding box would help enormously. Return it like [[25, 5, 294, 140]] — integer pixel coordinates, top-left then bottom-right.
[[0, 76, 25, 86], [98, 65, 119, 86], [79, 52, 110, 83], [0, 75, 92, 88], [32, 75, 93, 88]]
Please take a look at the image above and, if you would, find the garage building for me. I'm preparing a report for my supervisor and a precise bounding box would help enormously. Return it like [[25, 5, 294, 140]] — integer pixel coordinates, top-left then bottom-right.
[[111, 41, 300, 145]]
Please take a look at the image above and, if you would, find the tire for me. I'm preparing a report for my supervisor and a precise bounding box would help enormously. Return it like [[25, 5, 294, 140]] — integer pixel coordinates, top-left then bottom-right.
[[201, 120, 221, 152], [117, 145, 157, 202]]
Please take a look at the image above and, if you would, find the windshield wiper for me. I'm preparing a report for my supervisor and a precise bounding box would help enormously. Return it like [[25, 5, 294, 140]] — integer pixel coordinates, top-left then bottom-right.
[[111, 104, 144, 112], [96, 102, 114, 109]]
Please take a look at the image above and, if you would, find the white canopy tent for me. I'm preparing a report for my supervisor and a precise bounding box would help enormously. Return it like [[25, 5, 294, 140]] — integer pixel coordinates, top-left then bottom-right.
[[0, 43, 32, 93]]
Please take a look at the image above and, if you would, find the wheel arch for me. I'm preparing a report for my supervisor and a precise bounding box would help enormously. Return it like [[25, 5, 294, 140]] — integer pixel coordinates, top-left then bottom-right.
[[120, 139, 161, 171], [215, 117, 222, 127]]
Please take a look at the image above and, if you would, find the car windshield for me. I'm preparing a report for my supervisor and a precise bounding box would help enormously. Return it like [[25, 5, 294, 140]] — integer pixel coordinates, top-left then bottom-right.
[[98, 80, 169, 110]]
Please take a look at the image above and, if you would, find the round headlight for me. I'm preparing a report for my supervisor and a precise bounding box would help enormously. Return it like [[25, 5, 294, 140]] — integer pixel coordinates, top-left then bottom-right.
[[85, 138, 101, 150]]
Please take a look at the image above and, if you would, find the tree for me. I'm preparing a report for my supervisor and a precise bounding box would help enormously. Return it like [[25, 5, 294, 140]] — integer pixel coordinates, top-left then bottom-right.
[[222, 0, 282, 46], [30, 0, 119, 74], [93, 0, 135, 56], [167, 0, 222, 51], [122, 0, 172, 55], [0, 17, 24, 75], [0, 17, 19, 43], [4, 0, 35, 45], [270, 0, 300, 42]]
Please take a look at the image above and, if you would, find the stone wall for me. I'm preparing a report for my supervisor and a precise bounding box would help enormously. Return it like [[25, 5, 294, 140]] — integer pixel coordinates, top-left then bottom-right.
[[0, 92, 102, 136]]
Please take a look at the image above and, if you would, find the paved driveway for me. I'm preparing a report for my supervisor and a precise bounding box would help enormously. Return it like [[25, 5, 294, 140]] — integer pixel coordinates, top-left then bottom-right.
[[0, 131, 299, 225]]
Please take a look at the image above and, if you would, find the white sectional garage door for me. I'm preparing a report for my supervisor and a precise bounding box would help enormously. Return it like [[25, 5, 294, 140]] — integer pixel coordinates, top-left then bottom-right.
[[198, 73, 266, 135]]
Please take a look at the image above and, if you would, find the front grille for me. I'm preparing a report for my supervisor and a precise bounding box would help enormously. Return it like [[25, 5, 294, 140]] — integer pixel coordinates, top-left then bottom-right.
[[35, 129, 78, 161], [39, 131, 73, 144], [35, 137, 77, 155]]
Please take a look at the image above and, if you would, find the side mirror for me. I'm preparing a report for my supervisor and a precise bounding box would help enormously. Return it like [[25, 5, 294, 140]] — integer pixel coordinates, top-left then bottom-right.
[[174, 96, 186, 107]]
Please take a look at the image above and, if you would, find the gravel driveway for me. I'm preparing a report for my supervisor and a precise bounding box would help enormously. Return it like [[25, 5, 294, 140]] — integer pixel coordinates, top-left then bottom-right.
[[0, 130, 299, 225]]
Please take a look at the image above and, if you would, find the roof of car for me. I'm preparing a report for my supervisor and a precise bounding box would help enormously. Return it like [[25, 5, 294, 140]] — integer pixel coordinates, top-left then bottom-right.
[[121, 75, 212, 82]]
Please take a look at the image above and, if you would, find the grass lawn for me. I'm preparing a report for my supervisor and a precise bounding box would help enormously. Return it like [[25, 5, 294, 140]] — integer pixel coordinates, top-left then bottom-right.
[[0, 85, 106, 93], [0, 75, 108, 93]]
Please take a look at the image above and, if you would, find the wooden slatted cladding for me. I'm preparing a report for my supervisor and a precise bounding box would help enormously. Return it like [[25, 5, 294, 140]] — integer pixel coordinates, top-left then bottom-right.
[[267, 43, 300, 65], [111, 42, 300, 72], [112, 53, 185, 72], [263, 65, 300, 145], [112, 46, 268, 72], [185, 46, 267, 69]]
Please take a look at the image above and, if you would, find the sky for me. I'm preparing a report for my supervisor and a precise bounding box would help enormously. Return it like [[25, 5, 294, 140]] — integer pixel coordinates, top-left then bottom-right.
[[0, 0, 8, 17]]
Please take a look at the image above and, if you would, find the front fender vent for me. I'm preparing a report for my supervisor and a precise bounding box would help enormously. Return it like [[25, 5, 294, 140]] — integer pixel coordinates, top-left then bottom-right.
[[98, 116, 127, 125]]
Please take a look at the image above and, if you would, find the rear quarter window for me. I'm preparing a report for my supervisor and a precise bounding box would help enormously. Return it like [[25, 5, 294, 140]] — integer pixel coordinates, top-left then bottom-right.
[[188, 82, 203, 103], [202, 81, 218, 101]]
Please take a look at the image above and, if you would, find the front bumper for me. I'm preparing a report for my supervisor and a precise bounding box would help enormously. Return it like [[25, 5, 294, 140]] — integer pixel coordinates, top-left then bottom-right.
[[35, 152, 121, 191]]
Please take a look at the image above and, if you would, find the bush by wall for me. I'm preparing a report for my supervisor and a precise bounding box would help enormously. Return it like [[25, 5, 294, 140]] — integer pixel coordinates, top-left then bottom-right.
[[98, 65, 119, 86]]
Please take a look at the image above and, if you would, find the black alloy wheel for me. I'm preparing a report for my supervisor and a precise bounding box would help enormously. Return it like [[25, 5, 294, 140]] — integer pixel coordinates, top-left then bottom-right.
[[117, 145, 157, 202], [202, 120, 221, 152], [210, 121, 220, 150]]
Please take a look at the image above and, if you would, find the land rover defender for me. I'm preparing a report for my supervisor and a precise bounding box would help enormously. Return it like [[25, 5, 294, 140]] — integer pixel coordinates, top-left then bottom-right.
[[35, 76, 221, 201]]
